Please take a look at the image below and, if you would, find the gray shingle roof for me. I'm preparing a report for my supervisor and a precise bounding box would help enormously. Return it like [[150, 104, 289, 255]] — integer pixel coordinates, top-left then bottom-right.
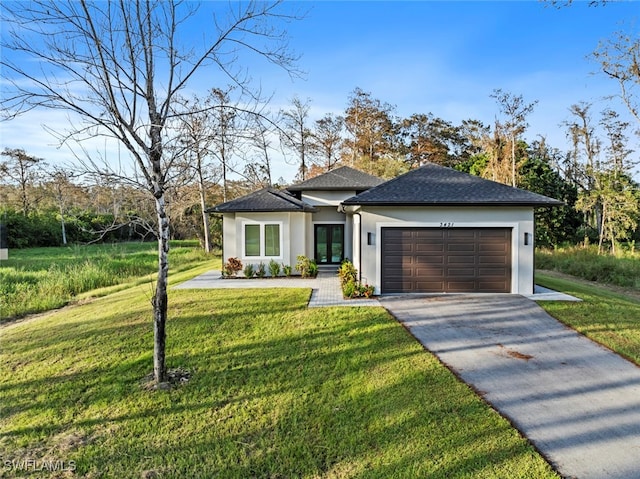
[[342, 163, 564, 207], [286, 166, 385, 191], [208, 188, 317, 213]]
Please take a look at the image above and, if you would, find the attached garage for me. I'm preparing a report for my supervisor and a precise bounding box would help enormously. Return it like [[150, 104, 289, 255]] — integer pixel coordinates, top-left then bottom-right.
[[341, 164, 563, 296], [381, 227, 511, 293]]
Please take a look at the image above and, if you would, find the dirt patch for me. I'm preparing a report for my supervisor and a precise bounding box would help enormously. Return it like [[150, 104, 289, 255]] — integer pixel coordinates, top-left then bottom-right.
[[0, 298, 96, 330], [141, 367, 191, 391], [496, 343, 534, 361]]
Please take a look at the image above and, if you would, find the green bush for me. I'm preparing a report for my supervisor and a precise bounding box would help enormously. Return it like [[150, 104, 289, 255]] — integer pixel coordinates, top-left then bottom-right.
[[295, 255, 317, 278], [256, 262, 266, 278], [343, 280, 356, 298], [243, 263, 255, 278], [339, 260, 375, 299], [268, 259, 281, 277], [338, 260, 358, 287], [282, 264, 292, 277]]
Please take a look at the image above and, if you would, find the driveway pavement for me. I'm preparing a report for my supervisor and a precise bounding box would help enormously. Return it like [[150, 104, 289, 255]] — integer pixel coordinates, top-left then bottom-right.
[[381, 294, 640, 479]]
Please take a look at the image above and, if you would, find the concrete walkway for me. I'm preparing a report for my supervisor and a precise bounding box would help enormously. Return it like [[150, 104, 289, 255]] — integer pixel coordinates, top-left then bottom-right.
[[174, 270, 380, 307], [175, 270, 579, 305], [381, 294, 640, 479]]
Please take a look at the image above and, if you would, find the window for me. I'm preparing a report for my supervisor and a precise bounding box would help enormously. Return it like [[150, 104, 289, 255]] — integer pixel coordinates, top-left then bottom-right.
[[264, 224, 280, 256], [243, 222, 282, 258], [245, 224, 261, 256]]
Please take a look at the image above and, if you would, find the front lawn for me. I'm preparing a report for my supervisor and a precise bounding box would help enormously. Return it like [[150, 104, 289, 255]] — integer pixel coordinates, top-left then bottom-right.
[[0, 278, 557, 478], [536, 272, 640, 365]]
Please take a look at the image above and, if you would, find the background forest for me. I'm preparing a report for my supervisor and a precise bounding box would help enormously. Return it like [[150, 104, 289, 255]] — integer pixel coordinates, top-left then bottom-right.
[[2, 86, 639, 252]]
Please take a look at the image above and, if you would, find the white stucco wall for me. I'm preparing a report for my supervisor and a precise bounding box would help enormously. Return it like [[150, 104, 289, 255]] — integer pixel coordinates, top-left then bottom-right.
[[222, 211, 312, 269], [355, 206, 535, 295], [302, 190, 357, 206]]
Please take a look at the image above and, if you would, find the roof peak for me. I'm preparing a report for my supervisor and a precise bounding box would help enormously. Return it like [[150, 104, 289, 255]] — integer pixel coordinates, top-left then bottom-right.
[[287, 166, 385, 191], [342, 163, 563, 207]]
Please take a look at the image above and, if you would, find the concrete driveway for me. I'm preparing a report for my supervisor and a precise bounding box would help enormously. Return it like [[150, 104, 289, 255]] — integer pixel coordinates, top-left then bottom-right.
[[381, 294, 640, 479]]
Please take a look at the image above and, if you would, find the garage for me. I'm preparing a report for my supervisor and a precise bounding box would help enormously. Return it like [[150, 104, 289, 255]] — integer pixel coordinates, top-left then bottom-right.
[[381, 227, 512, 293]]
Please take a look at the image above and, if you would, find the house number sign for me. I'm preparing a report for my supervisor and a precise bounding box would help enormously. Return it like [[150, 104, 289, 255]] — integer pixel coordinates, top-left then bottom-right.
[[439, 222, 455, 228]]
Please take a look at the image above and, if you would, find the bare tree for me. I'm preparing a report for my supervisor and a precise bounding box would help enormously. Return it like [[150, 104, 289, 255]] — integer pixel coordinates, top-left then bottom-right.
[[490, 89, 538, 187], [280, 96, 313, 181], [244, 115, 276, 188], [1, 0, 300, 384], [47, 167, 76, 245], [0, 148, 45, 215], [209, 89, 241, 203], [565, 102, 601, 191], [175, 89, 238, 253], [593, 30, 640, 127], [310, 113, 344, 171]]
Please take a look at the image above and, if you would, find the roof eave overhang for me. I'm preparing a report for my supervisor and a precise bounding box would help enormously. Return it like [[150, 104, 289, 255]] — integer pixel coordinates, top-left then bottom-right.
[[287, 186, 378, 192], [340, 201, 564, 208], [208, 207, 318, 213]]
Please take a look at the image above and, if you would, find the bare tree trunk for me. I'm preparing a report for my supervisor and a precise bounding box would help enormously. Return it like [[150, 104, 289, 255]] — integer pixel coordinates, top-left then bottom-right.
[[60, 206, 67, 245], [511, 135, 516, 187], [598, 203, 606, 255], [153, 194, 169, 384], [197, 155, 211, 253], [150, 120, 169, 383]]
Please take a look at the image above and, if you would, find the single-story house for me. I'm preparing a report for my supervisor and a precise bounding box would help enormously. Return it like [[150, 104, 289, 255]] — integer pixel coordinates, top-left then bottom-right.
[[209, 164, 562, 295]]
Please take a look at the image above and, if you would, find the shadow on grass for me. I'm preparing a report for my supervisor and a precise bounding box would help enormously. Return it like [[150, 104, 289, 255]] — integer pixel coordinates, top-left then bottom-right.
[[1, 288, 557, 478]]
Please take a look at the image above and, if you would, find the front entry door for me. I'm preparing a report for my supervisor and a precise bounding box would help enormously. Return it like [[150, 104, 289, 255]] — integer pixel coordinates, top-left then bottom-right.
[[314, 224, 344, 264]]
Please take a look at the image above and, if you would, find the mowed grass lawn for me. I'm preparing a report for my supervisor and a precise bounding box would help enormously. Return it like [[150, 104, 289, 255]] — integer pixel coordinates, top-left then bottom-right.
[[536, 272, 640, 366], [0, 272, 558, 478]]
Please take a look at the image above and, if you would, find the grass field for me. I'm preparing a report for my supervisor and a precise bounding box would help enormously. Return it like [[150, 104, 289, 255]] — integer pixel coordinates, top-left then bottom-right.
[[0, 267, 558, 478], [536, 245, 640, 289], [0, 241, 215, 321], [535, 272, 640, 366]]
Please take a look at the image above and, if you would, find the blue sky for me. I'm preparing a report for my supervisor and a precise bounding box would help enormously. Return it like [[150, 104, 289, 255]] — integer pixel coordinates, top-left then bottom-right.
[[1, 1, 639, 182]]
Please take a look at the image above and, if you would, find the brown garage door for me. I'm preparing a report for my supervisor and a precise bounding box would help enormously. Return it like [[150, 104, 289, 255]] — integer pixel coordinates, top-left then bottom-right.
[[381, 227, 512, 293]]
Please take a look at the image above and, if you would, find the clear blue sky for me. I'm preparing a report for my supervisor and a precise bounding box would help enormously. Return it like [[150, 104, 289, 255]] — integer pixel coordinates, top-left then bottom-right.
[[2, 1, 639, 182]]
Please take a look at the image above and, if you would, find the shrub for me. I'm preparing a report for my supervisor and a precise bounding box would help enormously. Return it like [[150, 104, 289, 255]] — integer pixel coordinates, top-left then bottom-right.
[[268, 259, 280, 277], [343, 280, 356, 298], [223, 257, 243, 277], [282, 264, 292, 277], [243, 263, 255, 278], [338, 260, 358, 287], [295, 255, 317, 278], [339, 260, 376, 299], [308, 260, 318, 278], [256, 262, 266, 278]]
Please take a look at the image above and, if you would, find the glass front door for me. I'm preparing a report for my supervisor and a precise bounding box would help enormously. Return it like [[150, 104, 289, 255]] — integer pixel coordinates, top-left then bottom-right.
[[314, 224, 344, 264]]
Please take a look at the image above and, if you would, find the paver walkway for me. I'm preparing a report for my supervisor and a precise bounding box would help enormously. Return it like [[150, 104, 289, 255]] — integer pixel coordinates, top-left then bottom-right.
[[176, 270, 579, 305], [381, 294, 640, 479], [174, 270, 380, 307]]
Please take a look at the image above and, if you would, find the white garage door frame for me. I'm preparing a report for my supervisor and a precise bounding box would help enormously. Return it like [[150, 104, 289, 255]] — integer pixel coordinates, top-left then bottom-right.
[[376, 221, 520, 294]]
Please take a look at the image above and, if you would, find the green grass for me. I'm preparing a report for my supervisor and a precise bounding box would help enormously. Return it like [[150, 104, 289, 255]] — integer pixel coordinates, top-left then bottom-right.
[[536, 245, 640, 289], [0, 241, 217, 321], [0, 279, 558, 478], [536, 272, 640, 365]]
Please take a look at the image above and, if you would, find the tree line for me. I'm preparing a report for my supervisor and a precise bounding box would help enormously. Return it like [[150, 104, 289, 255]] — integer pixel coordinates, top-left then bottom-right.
[[3, 85, 639, 252]]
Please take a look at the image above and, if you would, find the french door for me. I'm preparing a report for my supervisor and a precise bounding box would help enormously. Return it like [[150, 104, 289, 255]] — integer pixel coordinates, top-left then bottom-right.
[[314, 224, 344, 265]]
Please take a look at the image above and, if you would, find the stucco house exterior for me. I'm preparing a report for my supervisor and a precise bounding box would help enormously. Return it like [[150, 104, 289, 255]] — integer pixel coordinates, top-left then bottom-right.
[[209, 164, 562, 295]]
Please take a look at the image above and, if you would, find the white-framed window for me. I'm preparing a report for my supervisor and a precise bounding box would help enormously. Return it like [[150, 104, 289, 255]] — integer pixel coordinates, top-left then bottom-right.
[[242, 222, 282, 259]]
